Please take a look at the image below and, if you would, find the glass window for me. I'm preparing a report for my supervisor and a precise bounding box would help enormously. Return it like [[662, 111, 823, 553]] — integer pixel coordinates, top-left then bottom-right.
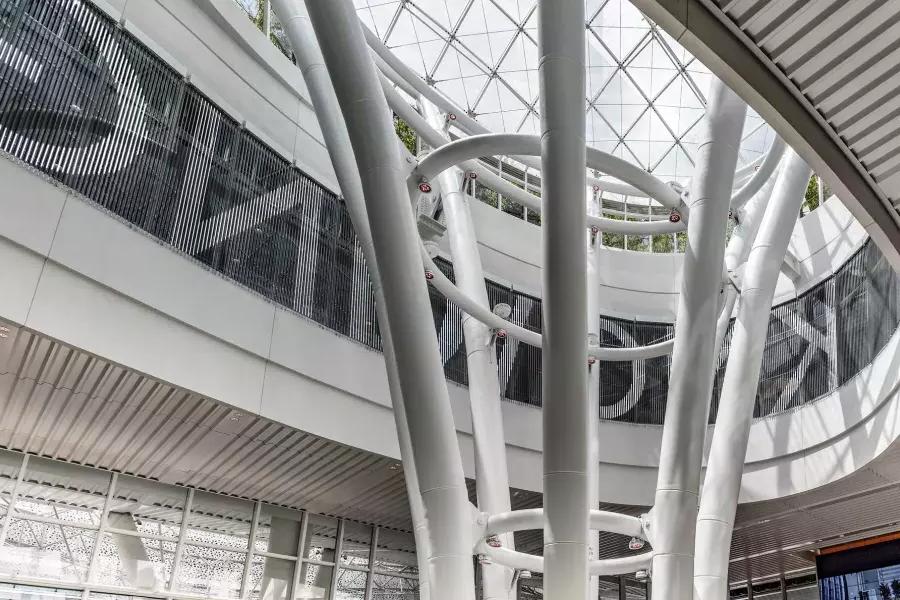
[[0, 518, 95, 582], [14, 457, 110, 527], [305, 515, 338, 563], [335, 567, 367, 600], [92, 532, 174, 592], [0, 449, 22, 519], [255, 504, 302, 556], [340, 522, 372, 569], [297, 563, 333, 600], [373, 529, 417, 575], [175, 544, 246, 599], [111, 475, 185, 539], [248, 555, 293, 600], [90, 593, 157, 600], [787, 583, 821, 600], [598, 576, 619, 600], [0, 582, 82, 600], [186, 491, 253, 551], [371, 573, 418, 600]]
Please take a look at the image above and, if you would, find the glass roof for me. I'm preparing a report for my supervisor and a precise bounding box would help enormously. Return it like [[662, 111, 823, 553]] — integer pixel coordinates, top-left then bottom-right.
[[355, 0, 774, 184]]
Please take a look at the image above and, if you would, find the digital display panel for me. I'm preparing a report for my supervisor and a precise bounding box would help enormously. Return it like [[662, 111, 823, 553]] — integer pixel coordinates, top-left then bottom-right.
[[817, 535, 900, 600]]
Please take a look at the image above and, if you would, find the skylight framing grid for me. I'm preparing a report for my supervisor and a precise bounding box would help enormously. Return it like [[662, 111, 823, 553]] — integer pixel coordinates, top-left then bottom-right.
[[357, 0, 772, 184]]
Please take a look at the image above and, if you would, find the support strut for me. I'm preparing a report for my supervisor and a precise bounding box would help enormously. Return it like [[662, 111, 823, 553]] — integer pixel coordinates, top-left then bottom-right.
[[538, 1, 590, 598], [650, 79, 747, 600], [302, 2, 475, 598]]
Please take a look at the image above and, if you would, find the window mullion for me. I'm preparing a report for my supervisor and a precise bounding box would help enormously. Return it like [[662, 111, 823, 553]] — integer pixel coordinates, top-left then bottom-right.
[[240, 500, 263, 599], [168, 487, 195, 593], [0, 453, 29, 548], [365, 526, 380, 600], [86, 471, 118, 584]]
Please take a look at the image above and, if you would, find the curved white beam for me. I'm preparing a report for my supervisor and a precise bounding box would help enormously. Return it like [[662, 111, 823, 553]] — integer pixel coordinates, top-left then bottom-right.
[[382, 77, 685, 234], [419, 241, 675, 360], [730, 137, 786, 209], [365, 24, 654, 198], [414, 133, 683, 209], [484, 509, 645, 539], [479, 546, 652, 576]]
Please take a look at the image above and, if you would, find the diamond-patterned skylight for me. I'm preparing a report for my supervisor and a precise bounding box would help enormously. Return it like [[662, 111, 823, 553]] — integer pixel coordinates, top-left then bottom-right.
[[355, 0, 774, 185]]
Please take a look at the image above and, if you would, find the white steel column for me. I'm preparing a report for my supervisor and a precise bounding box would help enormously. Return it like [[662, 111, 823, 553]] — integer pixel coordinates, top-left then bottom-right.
[[694, 149, 811, 600], [650, 79, 746, 600], [422, 100, 514, 600], [538, 1, 589, 598], [713, 164, 784, 371], [301, 2, 475, 599], [587, 191, 602, 600], [268, 2, 433, 597]]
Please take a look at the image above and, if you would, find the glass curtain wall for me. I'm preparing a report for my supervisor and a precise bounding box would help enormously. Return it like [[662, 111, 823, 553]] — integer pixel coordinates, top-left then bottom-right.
[[0, 449, 418, 600]]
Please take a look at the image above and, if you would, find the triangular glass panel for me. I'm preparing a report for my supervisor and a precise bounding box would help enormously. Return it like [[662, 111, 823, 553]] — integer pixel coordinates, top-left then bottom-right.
[[624, 141, 650, 169], [626, 67, 653, 99], [652, 144, 678, 179], [409, 10, 446, 42], [677, 107, 704, 137], [595, 103, 623, 135], [477, 111, 505, 132], [502, 109, 528, 131], [498, 33, 529, 72], [625, 109, 652, 141], [588, 66, 617, 101], [594, 0, 622, 28], [588, 109, 619, 143], [496, 79, 530, 112], [385, 8, 419, 46], [620, 28, 650, 62], [419, 39, 448, 76], [456, 33, 495, 70], [590, 26, 622, 61], [622, 1, 650, 28], [367, 2, 401, 40], [414, 0, 454, 32], [457, 0, 489, 35], [483, 0, 520, 32], [586, 35, 617, 68], [387, 43, 428, 76], [519, 113, 539, 134], [475, 79, 503, 113], [435, 78, 472, 111], [621, 103, 648, 134], [433, 45, 464, 80], [648, 110, 675, 142]]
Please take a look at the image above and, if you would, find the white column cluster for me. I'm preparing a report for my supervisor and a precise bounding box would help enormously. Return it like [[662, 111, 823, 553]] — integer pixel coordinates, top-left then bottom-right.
[[277, 3, 813, 599]]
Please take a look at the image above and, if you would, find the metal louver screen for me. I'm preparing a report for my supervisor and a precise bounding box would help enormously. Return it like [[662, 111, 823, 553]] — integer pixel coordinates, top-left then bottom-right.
[[1, 0, 898, 425]]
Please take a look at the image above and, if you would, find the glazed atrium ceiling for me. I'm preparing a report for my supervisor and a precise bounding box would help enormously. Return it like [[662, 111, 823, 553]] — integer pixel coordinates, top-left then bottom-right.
[[353, 0, 776, 183]]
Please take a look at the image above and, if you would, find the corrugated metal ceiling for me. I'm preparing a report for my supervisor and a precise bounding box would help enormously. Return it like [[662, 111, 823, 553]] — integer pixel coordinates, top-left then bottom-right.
[[3, 318, 900, 585]]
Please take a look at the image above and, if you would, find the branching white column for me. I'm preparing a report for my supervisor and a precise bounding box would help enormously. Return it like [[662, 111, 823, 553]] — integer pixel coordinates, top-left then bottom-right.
[[695, 149, 811, 600], [650, 79, 746, 600], [270, 2, 433, 596], [422, 100, 515, 600], [301, 2, 475, 598], [538, 1, 589, 599]]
